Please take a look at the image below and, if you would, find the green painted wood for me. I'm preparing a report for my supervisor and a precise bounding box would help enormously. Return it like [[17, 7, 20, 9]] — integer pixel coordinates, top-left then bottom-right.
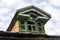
[[25, 21, 28, 32], [19, 21, 26, 32], [18, 20, 21, 32], [35, 22, 40, 34], [41, 23, 45, 34], [31, 21, 39, 34]]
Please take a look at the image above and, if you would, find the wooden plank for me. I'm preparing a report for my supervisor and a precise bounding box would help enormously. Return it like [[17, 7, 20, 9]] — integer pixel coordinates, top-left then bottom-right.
[[11, 20, 19, 32]]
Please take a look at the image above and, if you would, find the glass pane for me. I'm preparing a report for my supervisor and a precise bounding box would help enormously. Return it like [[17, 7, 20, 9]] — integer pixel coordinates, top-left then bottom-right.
[[32, 26, 36, 31], [38, 22, 41, 26], [28, 25, 32, 31], [21, 21, 25, 30], [21, 24, 25, 30], [28, 21, 36, 31], [21, 21, 24, 24]]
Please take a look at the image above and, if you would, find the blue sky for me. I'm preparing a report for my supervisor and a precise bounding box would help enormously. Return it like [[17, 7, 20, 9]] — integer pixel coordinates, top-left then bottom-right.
[[0, 0, 60, 35]]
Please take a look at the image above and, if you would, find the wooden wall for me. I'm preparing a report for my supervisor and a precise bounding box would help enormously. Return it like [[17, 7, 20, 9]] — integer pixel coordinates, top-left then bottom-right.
[[11, 20, 19, 32]]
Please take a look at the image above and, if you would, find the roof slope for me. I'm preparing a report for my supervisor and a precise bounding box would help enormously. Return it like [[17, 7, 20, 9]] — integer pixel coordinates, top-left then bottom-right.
[[0, 31, 60, 38], [7, 5, 51, 31]]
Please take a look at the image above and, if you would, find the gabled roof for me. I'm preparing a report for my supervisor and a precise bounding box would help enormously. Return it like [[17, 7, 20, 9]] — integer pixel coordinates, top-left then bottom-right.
[[7, 5, 51, 31]]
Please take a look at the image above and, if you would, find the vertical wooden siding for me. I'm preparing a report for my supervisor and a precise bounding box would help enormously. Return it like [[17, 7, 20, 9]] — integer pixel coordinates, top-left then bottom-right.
[[11, 20, 19, 32]]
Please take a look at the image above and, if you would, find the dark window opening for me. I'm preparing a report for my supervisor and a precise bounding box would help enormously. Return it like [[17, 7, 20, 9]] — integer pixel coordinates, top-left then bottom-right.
[[37, 22, 42, 31], [28, 21, 34, 24], [38, 22, 41, 26], [28, 25, 32, 31], [28, 25, 36, 31], [21, 21, 25, 30], [39, 26, 42, 31], [21, 25, 25, 30], [30, 14, 37, 19], [21, 21, 25, 24]]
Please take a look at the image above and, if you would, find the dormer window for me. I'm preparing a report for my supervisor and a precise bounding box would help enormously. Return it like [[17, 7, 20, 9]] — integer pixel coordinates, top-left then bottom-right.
[[7, 5, 51, 35]]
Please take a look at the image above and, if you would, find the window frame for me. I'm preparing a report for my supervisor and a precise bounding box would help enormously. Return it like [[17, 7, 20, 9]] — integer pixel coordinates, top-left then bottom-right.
[[37, 22, 43, 32], [20, 21, 26, 31], [27, 21, 36, 32]]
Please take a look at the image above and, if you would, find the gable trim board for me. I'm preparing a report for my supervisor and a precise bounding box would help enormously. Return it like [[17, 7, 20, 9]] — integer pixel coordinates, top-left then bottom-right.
[[17, 5, 51, 18], [18, 9, 48, 18], [18, 9, 50, 21], [7, 5, 51, 32]]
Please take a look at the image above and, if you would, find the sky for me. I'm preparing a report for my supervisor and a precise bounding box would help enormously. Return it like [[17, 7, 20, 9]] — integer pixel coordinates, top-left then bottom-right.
[[0, 0, 60, 35]]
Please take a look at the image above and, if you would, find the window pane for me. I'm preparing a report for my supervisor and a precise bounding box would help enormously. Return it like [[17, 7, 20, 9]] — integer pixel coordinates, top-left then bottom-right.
[[21, 24, 25, 30], [21, 21, 24, 24], [39, 26, 42, 31], [28, 25, 32, 31], [28, 21, 36, 31], [21, 21, 25, 30], [32, 26, 36, 31], [38, 22, 41, 26]]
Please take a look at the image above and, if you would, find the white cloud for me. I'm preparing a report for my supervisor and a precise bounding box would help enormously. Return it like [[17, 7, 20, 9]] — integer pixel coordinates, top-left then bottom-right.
[[44, 5, 60, 21], [16, 0, 32, 9], [39, 2, 48, 6], [0, 8, 11, 15], [45, 19, 54, 35], [48, 0, 60, 6], [0, 0, 19, 31], [0, 17, 9, 30], [0, 21, 9, 31], [43, 4, 60, 35], [0, 0, 19, 7], [0, 8, 11, 31]]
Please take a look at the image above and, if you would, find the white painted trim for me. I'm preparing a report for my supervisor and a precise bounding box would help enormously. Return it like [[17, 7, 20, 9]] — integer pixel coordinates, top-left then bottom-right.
[[35, 16, 49, 20], [18, 13, 30, 17], [18, 9, 48, 17]]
